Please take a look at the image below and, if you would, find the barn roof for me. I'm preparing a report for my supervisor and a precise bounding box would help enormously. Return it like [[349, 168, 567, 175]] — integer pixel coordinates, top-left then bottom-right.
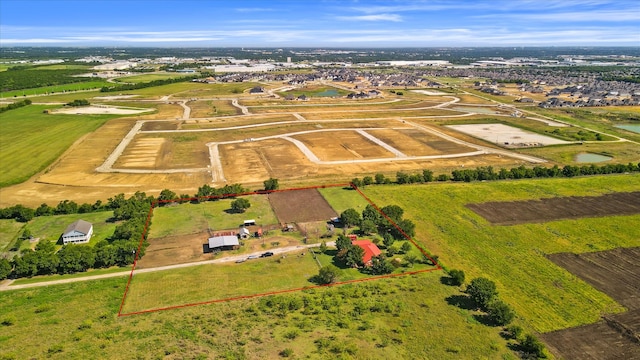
[[352, 240, 381, 264], [208, 235, 240, 249], [63, 220, 93, 236]]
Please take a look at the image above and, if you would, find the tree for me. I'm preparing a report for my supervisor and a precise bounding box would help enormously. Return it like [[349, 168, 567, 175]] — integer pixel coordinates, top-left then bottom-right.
[[35, 203, 54, 217], [319, 241, 328, 254], [448, 269, 465, 286], [404, 253, 418, 267], [0, 258, 12, 280], [520, 334, 547, 358], [362, 176, 373, 186], [20, 228, 32, 240], [422, 169, 434, 182], [400, 241, 412, 254], [12, 251, 38, 277], [340, 208, 360, 228], [57, 245, 95, 274], [362, 204, 381, 224], [351, 178, 364, 187], [374, 173, 386, 184], [158, 189, 177, 204], [382, 233, 395, 248], [380, 205, 404, 223], [318, 264, 339, 284], [368, 255, 394, 275], [335, 234, 352, 251], [230, 198, 251, 213], [264, 178, 279, 191], [94, 241, 117, 268], [344, 245, 365, 267], [487, 300, 515, 326], [466, 277, 498, 310], [359, 219, 377, 235], [396, 171, 409, 184]]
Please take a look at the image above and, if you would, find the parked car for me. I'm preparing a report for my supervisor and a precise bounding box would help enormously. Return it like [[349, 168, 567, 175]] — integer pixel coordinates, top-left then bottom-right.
[[247, 255, 260, 260], [235, 258, 246, 263], [260, 252, 274, 257]]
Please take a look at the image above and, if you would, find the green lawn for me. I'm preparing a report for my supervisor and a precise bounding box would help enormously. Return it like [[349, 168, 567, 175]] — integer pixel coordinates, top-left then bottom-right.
[[362, 174, 640, 333], [25, 211, 117, 248], [0, 105, 118, 187], [318, 186, 370, 214], [0, 219, 25, 252], [0, 80, 110, 98], [148, 195, 278, 239]]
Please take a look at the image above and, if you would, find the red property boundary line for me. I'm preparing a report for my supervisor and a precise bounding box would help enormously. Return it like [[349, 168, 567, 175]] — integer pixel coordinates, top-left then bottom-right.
[[117, 182, 441, 317]]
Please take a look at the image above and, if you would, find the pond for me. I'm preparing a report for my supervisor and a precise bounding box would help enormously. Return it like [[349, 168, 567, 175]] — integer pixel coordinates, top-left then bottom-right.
[[315, 89, 340, 97], [575, 153, 613, 163], [615, 124, 640, 134]]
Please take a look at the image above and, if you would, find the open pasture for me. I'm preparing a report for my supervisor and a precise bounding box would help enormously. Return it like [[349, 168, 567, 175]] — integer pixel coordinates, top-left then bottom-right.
[[362, 174, 640, 333]]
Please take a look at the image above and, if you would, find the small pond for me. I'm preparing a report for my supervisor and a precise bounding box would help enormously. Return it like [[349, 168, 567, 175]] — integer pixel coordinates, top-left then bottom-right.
[[575, 153, 612, 163], [315, 89, 340, 97], [615, 124, 640, 134]]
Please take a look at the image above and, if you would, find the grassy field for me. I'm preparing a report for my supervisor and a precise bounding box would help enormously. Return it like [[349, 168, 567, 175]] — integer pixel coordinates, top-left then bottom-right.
[[362, 174, 640, 333], [148, 195, 278, 239], [0, 81, 110, 98], [114, 72, 191, 83], [519, 141, 640, 164], [318, 186, 371, 214], [25, 211, 117, 248], [0, 219, 25, 252], [0, 269, 518, 359], [11, 265, 130, 285], [0, 105, 119, 187]]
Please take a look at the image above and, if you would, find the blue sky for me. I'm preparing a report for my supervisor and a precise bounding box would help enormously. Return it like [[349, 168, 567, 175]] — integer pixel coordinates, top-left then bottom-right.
[[1, 0, 639, 47]]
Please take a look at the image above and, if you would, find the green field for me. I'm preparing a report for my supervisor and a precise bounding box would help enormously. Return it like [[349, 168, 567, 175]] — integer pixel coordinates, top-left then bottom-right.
[[114, 72, 192, 84], [0, 219, 25, 252], [0, 105, 118, 187], [148, 195, 278, 239], [0, 270, 516, 359], [25, 211, 117, 248], [362, 174, 640, 333], [318, 186, 370, 214], [0, 80, 110, 98]]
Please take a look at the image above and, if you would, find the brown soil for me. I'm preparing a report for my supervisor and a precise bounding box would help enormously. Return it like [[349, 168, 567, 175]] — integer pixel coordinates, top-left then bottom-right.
[[542, 247, 640, 360], [467, 192, 640, 225], [547, 247, 640, 311], [294, 131, 396, 161], [268, 188, 338, 224]]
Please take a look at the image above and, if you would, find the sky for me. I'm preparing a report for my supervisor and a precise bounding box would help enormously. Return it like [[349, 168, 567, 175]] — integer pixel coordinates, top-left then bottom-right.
[[1, 0, 639, 47]]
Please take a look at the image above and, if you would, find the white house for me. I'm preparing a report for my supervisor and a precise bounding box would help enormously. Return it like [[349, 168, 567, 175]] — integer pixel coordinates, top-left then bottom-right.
[[62, 220, 94, 244]]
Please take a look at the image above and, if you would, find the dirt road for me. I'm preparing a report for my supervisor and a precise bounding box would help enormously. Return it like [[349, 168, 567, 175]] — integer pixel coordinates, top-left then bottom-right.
[[0, 242, 332, 292]]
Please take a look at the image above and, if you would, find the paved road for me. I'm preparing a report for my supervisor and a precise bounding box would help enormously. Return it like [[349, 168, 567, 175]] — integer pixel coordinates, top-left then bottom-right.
[[0, 242, 332, 292]]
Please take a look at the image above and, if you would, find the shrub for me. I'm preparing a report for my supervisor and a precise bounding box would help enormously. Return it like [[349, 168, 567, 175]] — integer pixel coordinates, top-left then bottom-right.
[[448, 269, 465, 286], [466, 277, 498, 309], [521, 334, 547, 358], [279, 348, 294, 357], [487, 300, 515, 326], [503, 325, 523, 340]]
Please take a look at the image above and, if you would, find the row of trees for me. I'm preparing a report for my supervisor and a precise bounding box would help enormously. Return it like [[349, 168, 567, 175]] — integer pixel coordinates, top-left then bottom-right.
[[444, 273, 547, 358], [65, 99, 90, 107], [350, 162, 640, 189], [0, 68, 91, 92], [99, 74, 205, 93], [0, 99, 31, 113]]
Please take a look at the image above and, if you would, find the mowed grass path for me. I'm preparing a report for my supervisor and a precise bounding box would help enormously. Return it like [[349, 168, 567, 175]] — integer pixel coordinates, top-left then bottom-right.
[[148, 195, 278, 238], [0, 105, 117, 187], [362, 174, 640, 333]]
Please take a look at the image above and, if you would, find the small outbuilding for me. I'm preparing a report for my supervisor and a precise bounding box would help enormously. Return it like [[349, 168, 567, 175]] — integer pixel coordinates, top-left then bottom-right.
[[62, 220, 94, 245], [238, 227, 251, 239], [208, 235, 240, 251]]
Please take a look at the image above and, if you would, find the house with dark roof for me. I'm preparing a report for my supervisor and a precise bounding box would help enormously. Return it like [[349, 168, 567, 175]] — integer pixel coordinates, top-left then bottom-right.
[[352, 240, 382, 266], [62, 220, 94, 244]]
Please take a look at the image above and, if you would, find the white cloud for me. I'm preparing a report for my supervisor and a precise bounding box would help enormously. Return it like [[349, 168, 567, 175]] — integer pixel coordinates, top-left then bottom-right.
[[336, 13, 403, 22]]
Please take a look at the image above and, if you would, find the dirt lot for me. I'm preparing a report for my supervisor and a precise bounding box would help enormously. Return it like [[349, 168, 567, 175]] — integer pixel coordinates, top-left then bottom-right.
[[368, 128, 474, 156], [541, 309, 640, 360], [268, 188, 338, 224], [542, 247, 640, 360], [137, 231, 301, 268], [467, 192, 640, 225], [294, 130, 396, 161], [547, 247, 640, 311]]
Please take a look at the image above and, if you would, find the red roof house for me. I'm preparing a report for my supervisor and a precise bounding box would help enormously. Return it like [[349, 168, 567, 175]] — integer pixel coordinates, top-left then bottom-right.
[[352, 240, 382, 265]]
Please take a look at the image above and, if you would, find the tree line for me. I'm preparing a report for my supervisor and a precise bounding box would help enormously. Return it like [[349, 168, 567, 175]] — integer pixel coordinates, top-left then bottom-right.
[[350, 162, 640, 188], [0, 183, 251, 280], [0, 69, 92, 92], [0, 99, 31, 113], [99, 74, 209, 93]]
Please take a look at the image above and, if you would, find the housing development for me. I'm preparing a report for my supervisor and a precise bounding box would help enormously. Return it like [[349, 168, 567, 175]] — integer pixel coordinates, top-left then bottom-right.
[[0, 45, 639, 360]]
